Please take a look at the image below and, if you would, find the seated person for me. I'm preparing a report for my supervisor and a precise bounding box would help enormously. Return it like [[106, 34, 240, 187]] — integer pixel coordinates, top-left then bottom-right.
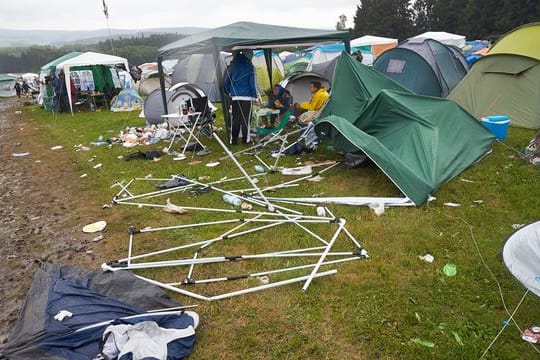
[[293, 81, 329, 125], [261, 84, 291, 128]]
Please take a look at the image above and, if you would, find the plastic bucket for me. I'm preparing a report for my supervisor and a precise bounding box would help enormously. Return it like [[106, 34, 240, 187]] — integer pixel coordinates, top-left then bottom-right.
[[481, 115, 510, 141]]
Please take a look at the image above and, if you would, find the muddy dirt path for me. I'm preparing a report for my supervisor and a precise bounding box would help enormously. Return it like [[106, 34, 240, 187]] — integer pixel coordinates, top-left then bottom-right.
[[0, 98, 99, 347]]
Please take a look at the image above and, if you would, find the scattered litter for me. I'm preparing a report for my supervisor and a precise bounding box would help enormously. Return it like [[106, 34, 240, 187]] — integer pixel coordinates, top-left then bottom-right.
[[53, 310, 73, 322], [241, 202, 253, 210], [82, 220, 107, 233], [80, 173, 88, 178], [144, 173, 153, 179], [251, 178, 259, 184], [88, 158, 94, 162], [258, 276, 270, 284], [7, 255, 17, 260], [472, 200, 484, 205], [206, 161, 220, 167], [189, 160, 203, 165], [163, 199, 187, 214], [521, 326, 540, 344], [173, 154, 187, 161], [459, 178, 474, 183], [410, 338, 435, 348], [35, 160, 42, 163], [93, 163, 102, 169], [92, 235, 104, 242], [316, 206, 326, 217], [368, 203, 385, 216], [307, 175, 324, 182], [15, 110, 22, 114], [12, 152, 30, 157], [30, 216, 41, 221], [444, 202, 461, 207], [254, 165, 266, 173], [86, 250, 94, 255], [281, 166, 312, 175], [419, 254, 434, 263], [442, 263, 457, 277], [152, 157, 161, 162], [512, 224, 525, 229], [198, 176, 211, 181], [80, 146, 91, 152], [117, 155, 124, 159], [102, 204, 113, 209], [414, 312, 421, 322], [223, 194, 241, 206], [50, 145, 63, 150], [196, 148, 211, 156]]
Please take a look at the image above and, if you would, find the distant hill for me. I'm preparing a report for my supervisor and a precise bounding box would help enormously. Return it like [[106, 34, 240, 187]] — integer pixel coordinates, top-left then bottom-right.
[[0, 27, 206, 47]]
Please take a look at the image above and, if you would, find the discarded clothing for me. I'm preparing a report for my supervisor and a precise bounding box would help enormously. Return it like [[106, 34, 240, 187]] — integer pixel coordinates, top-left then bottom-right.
[[125, 150, 165, 161], [155, 175, 190, 189]]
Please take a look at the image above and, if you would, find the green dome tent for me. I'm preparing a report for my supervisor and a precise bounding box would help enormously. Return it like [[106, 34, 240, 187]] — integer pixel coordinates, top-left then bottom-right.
[[449, 23, 540, 129], [373, 38, 468, 97]]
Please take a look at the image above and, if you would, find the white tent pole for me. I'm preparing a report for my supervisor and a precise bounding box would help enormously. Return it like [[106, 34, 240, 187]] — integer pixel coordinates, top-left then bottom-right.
[[302, 219, 345, 292], [212, 132, 275, 212]]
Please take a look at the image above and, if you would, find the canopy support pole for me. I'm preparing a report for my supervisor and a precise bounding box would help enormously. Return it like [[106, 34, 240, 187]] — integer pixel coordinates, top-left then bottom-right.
[[157, 55, 168, 115], [212, 46, 231, 144], [263, 48, 273, 90]]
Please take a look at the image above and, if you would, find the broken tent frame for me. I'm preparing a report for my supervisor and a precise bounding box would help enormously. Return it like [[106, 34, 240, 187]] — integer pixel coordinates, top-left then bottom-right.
[[106, 131, 371, 301]]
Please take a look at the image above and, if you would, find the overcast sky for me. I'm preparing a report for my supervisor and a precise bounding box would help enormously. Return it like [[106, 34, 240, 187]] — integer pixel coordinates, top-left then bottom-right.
[[1, 0, 358, 31]]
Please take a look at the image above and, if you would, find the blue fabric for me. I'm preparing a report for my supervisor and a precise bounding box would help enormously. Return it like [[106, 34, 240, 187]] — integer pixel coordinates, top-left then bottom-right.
[[224, 53, 257, 98], [36, 269, 195, 360]]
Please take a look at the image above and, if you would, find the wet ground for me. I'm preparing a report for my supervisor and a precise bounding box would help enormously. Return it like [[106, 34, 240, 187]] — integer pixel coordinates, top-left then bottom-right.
[[0, 98, 96, 347]]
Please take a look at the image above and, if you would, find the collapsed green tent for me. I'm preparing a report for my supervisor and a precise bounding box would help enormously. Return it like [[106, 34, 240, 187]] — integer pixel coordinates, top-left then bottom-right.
[[316, 53, 495, 205], [449, 23, 540, 129]]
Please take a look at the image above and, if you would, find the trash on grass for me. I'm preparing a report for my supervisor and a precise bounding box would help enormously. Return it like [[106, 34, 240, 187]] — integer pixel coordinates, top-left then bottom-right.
[[93, 163, 102, 169], [12, 152, 30, 157], [92, 235, 104, 242], [82, 220, 107, 233], [444, 202, 461, 207], [419, 254, 434, 263], [206, 161, 220, 167], [50, 145, 63, 150], [368, 203, 385, 216], [442, 263, 457, 276], [163, 199, 187, 214], [80, 173, 88, 178], [512, 224, 525, 229], [521, 326, 540, 344]]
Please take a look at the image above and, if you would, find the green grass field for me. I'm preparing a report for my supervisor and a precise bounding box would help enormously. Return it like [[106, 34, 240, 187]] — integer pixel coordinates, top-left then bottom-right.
[[21, 104, 540, 359]]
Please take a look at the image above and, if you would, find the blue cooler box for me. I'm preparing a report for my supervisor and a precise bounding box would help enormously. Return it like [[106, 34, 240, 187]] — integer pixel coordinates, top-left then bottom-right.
[[481, 115, 510, 141]]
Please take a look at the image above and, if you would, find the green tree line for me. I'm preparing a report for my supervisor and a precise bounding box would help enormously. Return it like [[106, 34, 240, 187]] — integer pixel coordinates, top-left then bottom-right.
[[0, 33, 184, 73], [352, 0, 540, 40]]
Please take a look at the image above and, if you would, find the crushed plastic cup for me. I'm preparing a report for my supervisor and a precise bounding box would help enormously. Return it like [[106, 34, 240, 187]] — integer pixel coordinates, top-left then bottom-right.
[[369, 203, 385, 216], [443, 263, 457, 276], [419, 254, 434, 263]]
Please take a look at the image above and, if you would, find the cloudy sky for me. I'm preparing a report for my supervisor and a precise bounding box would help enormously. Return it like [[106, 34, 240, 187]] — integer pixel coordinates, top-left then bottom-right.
[[1, 0, 358, 30]]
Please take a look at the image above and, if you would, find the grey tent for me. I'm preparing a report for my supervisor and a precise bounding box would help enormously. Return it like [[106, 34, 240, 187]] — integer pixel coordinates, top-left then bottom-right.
[[310, 57, 339, 86], [373, 38, 468, 97], [279, 72, 330, 105], [157, 21, 350, 139]]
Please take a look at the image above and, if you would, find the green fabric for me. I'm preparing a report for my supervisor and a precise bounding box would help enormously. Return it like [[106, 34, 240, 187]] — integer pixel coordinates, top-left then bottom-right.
[[449, 54, 540, 129], [40, 52, 82, 76], [373, 48, 442, 97], [316, 53, 495, 205], [0, 74, 17, 81], [319, 51, 409, 121], [256, 112, 291, 136], [285, 59, 309, 74], [489, 23, 540, 60], [71, 65, 116, 92], [159, 22, 350, 57]]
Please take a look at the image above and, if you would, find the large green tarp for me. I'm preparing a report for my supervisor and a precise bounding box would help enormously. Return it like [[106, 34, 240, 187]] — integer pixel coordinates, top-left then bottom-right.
[[315, 53, 495, 205], [159, 22, 350, 57]]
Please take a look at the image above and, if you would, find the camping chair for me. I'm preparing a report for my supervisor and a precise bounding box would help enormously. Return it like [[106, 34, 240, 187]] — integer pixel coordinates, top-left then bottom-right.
[[256, 111, 291, 138], [166, 96, 214, 158]]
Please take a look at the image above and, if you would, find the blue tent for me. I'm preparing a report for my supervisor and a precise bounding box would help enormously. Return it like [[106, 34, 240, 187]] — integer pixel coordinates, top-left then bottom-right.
[[2, 264, 198, 359]]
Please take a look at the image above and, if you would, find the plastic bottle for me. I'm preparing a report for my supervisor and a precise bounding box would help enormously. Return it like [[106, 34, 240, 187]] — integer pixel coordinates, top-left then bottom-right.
[[223, 194, 242, 206], [254, 165, 265, 173]]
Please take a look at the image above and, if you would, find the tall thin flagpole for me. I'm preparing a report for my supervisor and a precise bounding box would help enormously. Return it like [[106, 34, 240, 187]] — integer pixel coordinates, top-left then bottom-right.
[[102, 0, 115, 55]]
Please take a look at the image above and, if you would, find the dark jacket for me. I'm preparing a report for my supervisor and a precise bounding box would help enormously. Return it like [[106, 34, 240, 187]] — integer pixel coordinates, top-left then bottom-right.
[[224, 54, 257, 99], [266, 85, 291, 114]]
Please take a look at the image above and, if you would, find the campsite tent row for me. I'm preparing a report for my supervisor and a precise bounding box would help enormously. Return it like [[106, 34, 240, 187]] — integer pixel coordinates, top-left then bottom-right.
[[450, 22, 540, 129], [39, 51, 129, 113], [0, 74, 17, 97]]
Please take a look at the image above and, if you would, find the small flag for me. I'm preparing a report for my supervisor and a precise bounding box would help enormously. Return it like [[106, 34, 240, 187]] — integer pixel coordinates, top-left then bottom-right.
[[102, 0, 109, 19]]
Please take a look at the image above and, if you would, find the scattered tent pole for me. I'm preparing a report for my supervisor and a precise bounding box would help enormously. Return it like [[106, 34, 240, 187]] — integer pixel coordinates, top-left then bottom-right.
[[263, 48, 273, 88], [157, 55, 168, 114], [212, 46, 231, 143]]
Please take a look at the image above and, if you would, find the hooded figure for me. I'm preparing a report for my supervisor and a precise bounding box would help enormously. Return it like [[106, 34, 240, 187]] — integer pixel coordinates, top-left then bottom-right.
[[224, 50, 258, 144], [261, 84, 292, 128]]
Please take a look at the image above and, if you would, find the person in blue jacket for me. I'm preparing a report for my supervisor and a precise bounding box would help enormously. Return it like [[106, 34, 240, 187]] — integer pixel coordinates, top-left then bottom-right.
[[224, 50, 258, 144]]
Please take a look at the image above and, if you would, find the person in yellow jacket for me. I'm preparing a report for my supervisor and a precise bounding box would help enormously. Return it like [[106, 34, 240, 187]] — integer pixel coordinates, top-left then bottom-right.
[[293, 81, 329, 124]]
